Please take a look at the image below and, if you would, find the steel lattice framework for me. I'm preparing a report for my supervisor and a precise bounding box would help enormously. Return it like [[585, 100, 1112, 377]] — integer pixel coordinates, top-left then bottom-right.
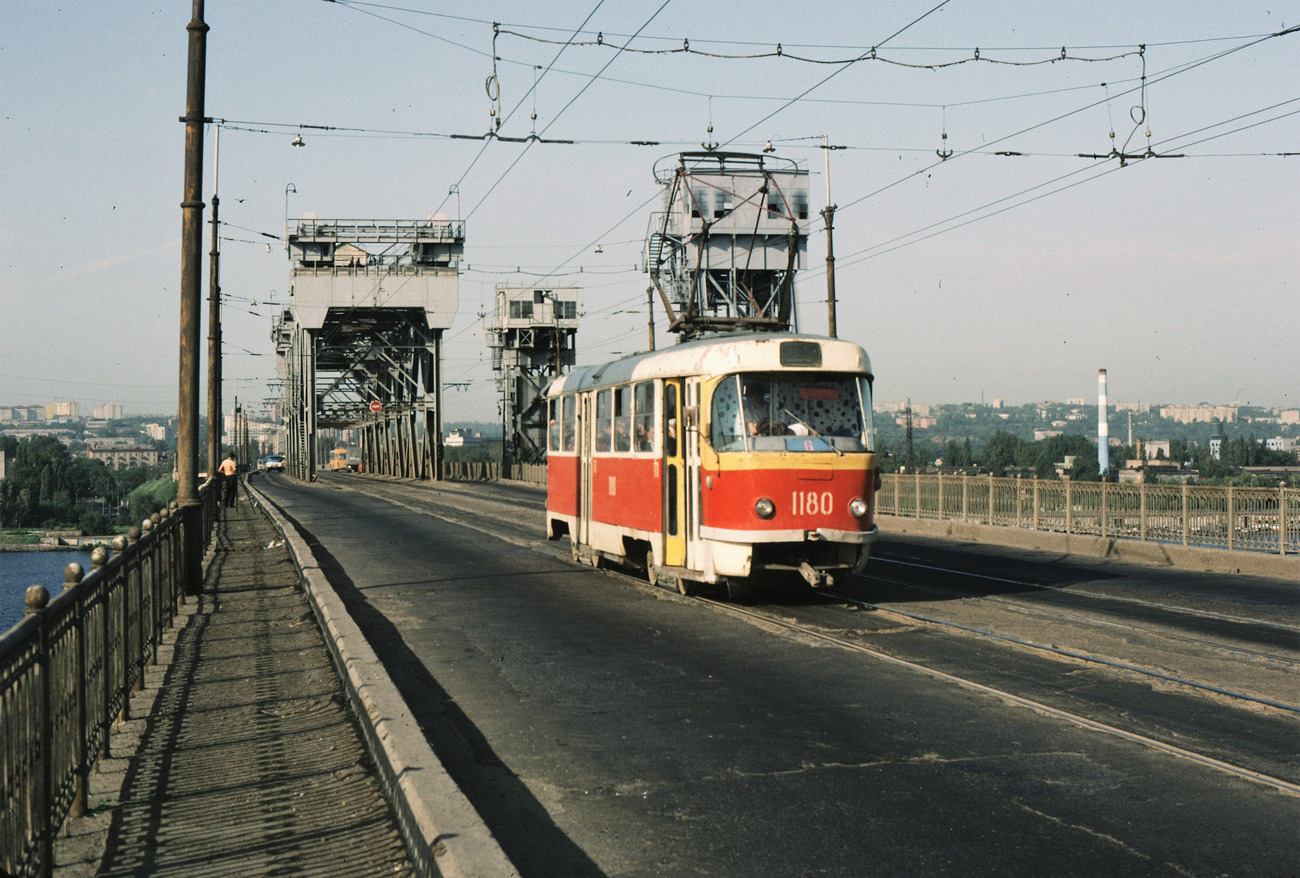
[[484, 286, 579, 466], [275, 218, 463, 480], [646, 151, 809, 339]]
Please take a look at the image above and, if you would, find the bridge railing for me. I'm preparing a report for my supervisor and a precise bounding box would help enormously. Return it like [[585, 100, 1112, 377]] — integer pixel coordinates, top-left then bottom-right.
[[443, 461, 546, 485], [878, 473, 1298, 555], [0, 481, 218, 878]]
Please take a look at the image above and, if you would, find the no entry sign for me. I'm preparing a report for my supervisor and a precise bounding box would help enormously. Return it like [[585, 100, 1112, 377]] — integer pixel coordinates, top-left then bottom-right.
[[369, 400, 383, 413]]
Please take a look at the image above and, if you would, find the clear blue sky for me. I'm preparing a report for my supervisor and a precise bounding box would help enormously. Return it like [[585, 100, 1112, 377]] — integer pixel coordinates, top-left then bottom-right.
[[1, 1, 1296, 419]]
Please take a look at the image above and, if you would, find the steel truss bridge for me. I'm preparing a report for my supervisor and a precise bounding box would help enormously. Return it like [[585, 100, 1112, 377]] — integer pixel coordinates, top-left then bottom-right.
[[274, 218, 464, 480]]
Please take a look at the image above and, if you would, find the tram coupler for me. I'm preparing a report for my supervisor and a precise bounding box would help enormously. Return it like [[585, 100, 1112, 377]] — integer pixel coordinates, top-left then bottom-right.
[[798, 562, 834, 588]]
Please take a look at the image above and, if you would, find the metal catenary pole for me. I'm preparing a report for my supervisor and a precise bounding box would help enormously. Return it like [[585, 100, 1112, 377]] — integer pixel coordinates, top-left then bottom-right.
[[207, 123, 222, 477]]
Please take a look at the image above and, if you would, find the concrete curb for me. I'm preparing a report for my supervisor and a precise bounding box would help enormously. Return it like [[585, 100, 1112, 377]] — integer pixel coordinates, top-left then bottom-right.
[[877, 515, 1299, 581], [245, 480, 519, 878]]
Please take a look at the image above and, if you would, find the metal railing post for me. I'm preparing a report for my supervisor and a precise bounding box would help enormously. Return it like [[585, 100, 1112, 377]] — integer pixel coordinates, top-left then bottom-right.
[[1281, 485, 1288, 556], [1101, 481, 1108, 538], [1182, 484, 1189, 546], [988, 473, 995, 526], [1227, 484, 1234, 551], [25, 585, 54, 878], [63, 564, 89, 822], [97, 545, 114, 760], [961, 475, 969, 521], [120, 531, 138, 720], [937, 473, 944, 521], [914, 471, 921, 519], [1065, 478, 1073, 534], [1032, 479, 1040, 531], [1140, 484, 1147, 542]]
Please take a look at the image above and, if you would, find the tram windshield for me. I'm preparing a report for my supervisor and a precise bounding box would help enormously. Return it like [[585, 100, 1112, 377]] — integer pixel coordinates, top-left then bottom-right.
[[710, 372, 874, 453]]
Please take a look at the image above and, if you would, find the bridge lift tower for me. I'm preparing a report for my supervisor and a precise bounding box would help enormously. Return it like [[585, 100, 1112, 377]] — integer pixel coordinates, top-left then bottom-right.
[[645, 151, 809, 339], [274, 216, 464, 480], [484, 285, 579, 469]]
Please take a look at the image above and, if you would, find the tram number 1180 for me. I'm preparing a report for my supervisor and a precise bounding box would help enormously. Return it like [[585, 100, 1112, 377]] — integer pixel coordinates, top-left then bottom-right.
[[793, 491, 835, 517]]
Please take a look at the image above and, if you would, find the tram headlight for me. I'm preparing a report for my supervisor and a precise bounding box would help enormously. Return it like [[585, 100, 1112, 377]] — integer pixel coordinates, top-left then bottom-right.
[[849, 497, 868, 519], [754, 497, 776, 519]]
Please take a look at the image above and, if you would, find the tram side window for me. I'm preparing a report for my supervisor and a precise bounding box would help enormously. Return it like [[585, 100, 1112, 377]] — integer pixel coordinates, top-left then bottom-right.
[[709, 376, 746, 452], [633, 382, 655, 452], [562, 394, 576, 452], [548, 399, 560, 452], [614, 386, 632, 452], [664, 384, 678, 457], [595, 389, 612, 452]]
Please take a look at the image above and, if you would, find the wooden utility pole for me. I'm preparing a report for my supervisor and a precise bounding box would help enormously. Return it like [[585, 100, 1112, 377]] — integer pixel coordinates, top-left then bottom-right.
[[647, 286, 656, 351], [822, 134, 838, 338], [179, 0, 208, 595]]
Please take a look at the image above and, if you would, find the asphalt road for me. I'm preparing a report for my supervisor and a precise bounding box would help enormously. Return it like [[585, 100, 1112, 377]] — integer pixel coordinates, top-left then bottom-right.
[[257, 473, 1299, 878]]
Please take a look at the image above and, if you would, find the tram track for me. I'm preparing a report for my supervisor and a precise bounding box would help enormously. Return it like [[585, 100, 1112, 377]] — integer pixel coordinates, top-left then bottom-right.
[[689, 594, 1300, 797], [852, 567, 1300, 668], [872, 552, 1300, 635], [308, 474, 1300, 796], [824, 581, 1300, 714]]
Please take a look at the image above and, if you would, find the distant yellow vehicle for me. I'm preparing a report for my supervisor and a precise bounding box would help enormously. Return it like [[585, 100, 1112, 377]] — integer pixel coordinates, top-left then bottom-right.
[[328, 447, 349, 471]]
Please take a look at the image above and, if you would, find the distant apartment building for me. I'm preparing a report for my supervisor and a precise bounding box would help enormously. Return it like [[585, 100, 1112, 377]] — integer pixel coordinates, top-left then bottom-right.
[[1115, 402, 1150, 413], [1161, 404, 1238, 424], [1034, 430, 1063, 441], [143, 422, 172, 442], [991, 398, 1004, 409], [895, 415, 936, 429], [1280, 410, 1300, 425], [0, 406, 45, 422], [1266, 437, 1299, 455], [247, 422, 283, 455], [86, 445, 159, 469], [1066, 398, 1086, 406], [93, 402, 124, 420], [45, 401, 80, 420], [0, 450, 11, 479]]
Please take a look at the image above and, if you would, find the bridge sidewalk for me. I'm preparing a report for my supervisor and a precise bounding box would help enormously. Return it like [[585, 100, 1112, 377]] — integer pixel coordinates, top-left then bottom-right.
[[53, 489, 416, 877]]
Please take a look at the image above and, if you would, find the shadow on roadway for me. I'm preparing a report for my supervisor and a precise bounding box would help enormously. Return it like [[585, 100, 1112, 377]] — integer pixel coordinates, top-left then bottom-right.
[[275, 503, 609, 878]]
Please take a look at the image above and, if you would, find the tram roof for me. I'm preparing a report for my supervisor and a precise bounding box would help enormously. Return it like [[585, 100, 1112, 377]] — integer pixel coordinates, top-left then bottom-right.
[[548, 332, 873, 396]]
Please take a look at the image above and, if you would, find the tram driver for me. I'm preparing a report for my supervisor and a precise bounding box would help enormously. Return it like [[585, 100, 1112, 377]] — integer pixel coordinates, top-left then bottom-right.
[[742, 379, 790, 437]]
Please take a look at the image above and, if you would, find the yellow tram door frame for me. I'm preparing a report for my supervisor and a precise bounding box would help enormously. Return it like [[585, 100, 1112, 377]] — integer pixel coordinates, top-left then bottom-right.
[[663, 379, 686, 568], [578, 392, 592, 550]]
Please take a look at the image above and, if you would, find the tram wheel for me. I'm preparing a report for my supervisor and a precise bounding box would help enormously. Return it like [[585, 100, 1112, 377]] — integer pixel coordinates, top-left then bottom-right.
[[645, 549, 659, 587], [677, 576, 697, 597]]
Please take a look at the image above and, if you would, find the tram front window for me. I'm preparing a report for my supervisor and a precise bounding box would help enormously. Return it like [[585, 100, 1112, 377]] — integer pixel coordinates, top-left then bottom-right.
[[711, 373, 873, 453]]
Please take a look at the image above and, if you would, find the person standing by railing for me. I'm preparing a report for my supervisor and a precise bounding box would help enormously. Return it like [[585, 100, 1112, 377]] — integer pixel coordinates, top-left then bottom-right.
[[218, 452, 238, 510]]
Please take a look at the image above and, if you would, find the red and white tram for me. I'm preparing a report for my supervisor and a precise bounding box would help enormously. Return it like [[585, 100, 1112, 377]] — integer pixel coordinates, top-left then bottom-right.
[[545, 332, 879, 594]]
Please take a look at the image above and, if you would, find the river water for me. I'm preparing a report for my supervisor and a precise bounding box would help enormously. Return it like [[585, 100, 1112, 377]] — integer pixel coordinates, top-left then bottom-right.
[[0, 550, 97, 634]]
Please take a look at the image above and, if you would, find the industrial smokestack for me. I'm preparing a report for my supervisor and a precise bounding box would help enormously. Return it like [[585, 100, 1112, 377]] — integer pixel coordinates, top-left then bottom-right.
[[1098, 369, 1109, 477]]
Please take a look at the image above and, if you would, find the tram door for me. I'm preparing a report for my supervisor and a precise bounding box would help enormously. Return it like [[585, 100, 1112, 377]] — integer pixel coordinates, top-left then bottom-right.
[[578, 393, 591, 549], [663, 380, 686, 567]]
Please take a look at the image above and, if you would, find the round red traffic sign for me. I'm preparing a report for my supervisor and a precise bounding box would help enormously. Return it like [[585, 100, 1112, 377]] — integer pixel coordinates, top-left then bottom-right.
[[369, 400, 383, 413]]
